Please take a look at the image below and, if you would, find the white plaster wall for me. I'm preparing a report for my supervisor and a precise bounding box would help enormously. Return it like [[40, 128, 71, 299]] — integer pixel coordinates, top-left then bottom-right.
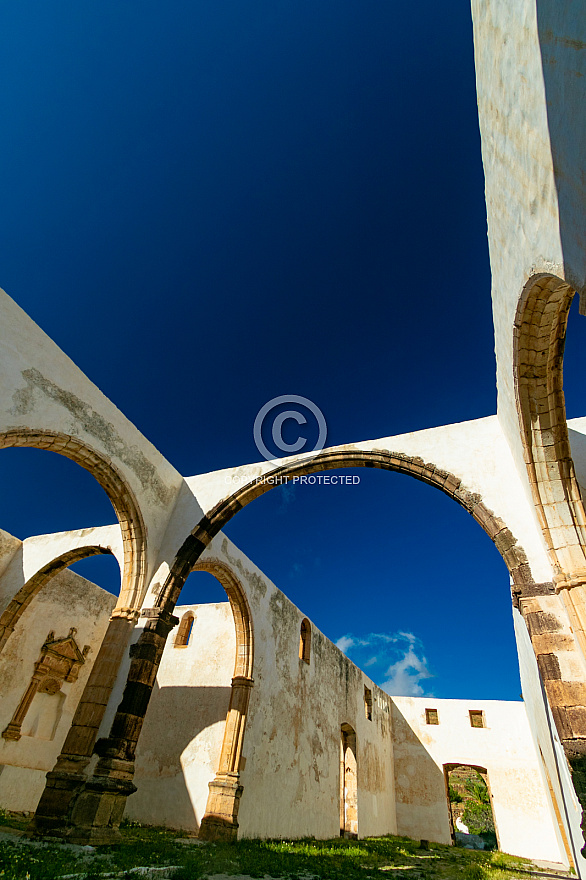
[[392, 695, 564, 864], [127, 602, 235, 831], [514, 607, 585, 874], [0, 568, 115, 812]]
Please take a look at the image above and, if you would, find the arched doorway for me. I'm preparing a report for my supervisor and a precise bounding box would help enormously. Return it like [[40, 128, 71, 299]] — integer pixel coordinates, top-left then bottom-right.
[[444, 764, 497, 851], [124, 561, 253, 841], [340, 723, 358, 839]]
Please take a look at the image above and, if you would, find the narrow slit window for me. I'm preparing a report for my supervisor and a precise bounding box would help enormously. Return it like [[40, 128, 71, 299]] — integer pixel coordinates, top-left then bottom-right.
[[364, 686, 372, 721], [469, 710, 485, 728], [174, 612, 194, 647], [425, 708, 439, 725], [299, 618, 311, 664]]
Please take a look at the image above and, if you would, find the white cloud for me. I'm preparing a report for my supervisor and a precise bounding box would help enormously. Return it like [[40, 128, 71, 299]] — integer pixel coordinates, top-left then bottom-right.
[[380, 645, 433, 697], [334, 630, 434, 697], [335, 635, 356, 654]]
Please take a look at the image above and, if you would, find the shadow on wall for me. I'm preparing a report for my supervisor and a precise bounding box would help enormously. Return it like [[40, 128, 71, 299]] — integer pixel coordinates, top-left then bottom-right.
[[391, 702, 451, 845], [128, 682, 232, 832], [568, 429, 586, 501], [536, 2, 586, 289]]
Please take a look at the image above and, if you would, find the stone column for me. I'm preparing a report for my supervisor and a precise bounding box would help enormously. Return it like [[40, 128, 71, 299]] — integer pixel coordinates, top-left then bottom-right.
[[43, 606, 177, 844], [199, 675, 254, 841], [30, 612, 137, 837]]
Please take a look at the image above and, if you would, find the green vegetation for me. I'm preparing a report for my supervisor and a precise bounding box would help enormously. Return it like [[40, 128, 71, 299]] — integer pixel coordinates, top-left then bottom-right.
[[447, 767, 497, 849], [0, 819, 557, 880]]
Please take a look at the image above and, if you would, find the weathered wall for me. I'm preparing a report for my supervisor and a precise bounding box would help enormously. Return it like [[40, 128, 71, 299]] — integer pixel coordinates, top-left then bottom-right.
[[0, 523, 568, 863], [199, 538, 396, 840], [127, 602, 235, 831], [0, 567, 115, 812], [392, 695, 564, 864], [123, 535, 397, 840]]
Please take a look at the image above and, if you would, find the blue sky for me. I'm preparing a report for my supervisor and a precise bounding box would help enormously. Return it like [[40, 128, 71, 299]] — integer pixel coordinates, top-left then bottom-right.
[[0, 1, 584, 701]]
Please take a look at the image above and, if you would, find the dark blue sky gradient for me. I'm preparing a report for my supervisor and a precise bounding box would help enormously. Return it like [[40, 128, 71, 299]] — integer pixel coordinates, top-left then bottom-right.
[[0, 2, 584, 700]]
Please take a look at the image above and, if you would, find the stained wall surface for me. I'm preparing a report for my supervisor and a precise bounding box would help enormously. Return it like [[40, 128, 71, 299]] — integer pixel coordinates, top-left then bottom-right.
[[125, 536, 398, 840]]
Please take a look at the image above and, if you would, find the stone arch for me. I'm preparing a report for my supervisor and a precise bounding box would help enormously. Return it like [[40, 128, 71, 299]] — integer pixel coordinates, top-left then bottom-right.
[[513, 273, 586, 590], [190, 560, 254, 679], [46, 449, 570, 844], [0, 429, 147, 611], [513, 275, 586, 661], [191, 559, 254, 840], [3, 430, 149, 841], [0, 545, 117, 652], [164, 448, 536, 599]]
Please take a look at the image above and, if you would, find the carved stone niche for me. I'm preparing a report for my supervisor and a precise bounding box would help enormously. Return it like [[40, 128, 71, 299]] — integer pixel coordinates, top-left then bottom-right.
[[2, 628, 90, 742]]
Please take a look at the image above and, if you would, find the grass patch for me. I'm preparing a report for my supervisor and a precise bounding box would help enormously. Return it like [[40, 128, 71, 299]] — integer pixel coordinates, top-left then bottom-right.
[[0, 819, 558, 880]]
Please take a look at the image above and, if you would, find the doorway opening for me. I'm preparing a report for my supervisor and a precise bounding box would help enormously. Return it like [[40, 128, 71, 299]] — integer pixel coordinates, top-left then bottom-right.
[[340, 723, 358, 838], [445, 764, 497, 851]]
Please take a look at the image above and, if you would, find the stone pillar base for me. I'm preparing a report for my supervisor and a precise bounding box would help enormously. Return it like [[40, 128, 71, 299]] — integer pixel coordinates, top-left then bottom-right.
[[29, 757, 136, 845], [29, 755, 90, 837], [198, 775, 243, 842], [1, 722, 22, 741]]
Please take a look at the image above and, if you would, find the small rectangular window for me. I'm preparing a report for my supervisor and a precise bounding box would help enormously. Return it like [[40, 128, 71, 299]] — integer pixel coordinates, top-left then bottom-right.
[[364, 686, 372, 721], [469, 710, 485, 728], [425, 708, 439, 725]]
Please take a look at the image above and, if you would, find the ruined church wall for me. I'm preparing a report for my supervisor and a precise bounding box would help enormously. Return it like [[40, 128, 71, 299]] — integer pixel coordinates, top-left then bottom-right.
[[122, 534, 397, 839], [0, 567, 115, 812], [391, 696, 564, 864], [203, 537, 396, 840]]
